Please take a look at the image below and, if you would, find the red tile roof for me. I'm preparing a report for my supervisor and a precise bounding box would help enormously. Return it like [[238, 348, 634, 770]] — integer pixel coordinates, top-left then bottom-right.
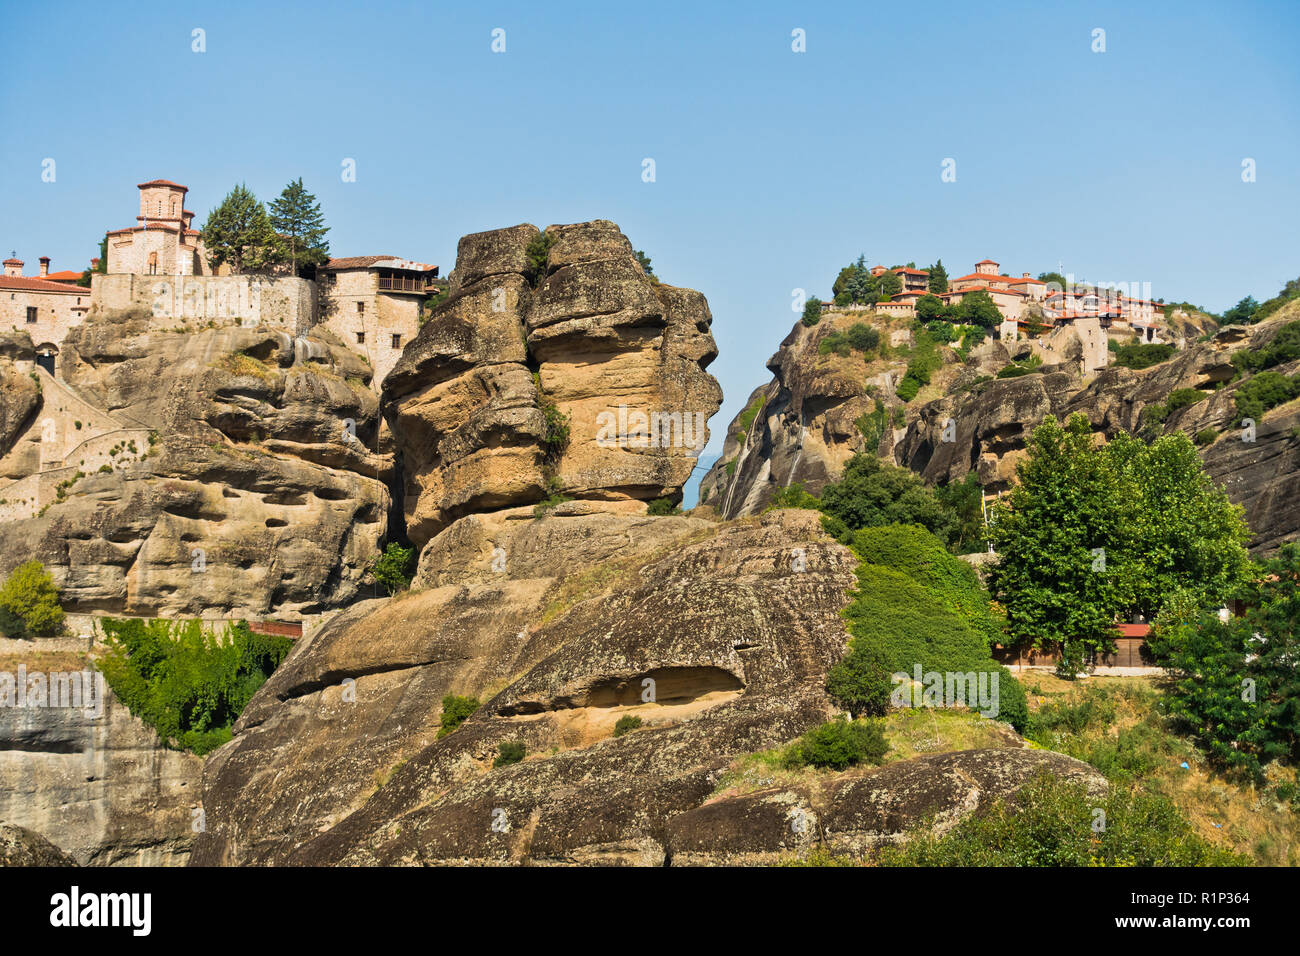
[[2, 258, 22, 266], [892, 267, 930, 276], [137, 179, 188, 190], [975, 259, 999, 265], [322, 255, 439, 272], [0, 276, 92, 294], [42, 270, 84, 282]]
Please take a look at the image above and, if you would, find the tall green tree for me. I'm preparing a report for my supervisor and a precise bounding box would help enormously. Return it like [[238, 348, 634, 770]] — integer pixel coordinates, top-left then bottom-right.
[[203, 184, 284, 274], [957, 289, 1002, 329], [927, 259, 948, 294], [1149, 544, 1300, 777], [878, 270, 902, 298], [268, 178, 330, 275], [989, 414, 1250, 676]]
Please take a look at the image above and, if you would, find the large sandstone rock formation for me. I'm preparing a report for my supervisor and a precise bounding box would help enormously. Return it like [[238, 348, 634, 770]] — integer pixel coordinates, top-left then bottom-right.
[[383, 220, 722, 560], [703, 303, 1299, 553], [0, 314, 390, 618], [0, 668, 201, 865], [193, 509, 1091, 866]]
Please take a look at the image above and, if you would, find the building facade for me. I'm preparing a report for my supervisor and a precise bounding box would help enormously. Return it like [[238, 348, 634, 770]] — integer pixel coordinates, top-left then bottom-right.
[[105, 180, 211, 277], [318, 256, 439, 387], [1, 257, 93, 374]]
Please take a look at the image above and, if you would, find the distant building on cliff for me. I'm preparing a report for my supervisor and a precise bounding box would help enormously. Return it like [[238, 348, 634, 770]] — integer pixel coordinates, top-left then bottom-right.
[[0, 255, 93, 373]]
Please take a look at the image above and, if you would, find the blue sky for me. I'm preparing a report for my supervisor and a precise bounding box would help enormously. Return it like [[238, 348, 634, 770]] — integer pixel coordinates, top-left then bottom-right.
[[3, 0, 1298, 470]]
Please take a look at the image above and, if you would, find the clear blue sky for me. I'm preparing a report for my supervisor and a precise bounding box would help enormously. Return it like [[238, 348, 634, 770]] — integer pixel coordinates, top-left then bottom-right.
[[3, 0, 1297, 461]]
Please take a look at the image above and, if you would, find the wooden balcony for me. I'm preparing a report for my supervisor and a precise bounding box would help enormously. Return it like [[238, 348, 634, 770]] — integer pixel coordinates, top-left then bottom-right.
[[377, 275, 428, 294]]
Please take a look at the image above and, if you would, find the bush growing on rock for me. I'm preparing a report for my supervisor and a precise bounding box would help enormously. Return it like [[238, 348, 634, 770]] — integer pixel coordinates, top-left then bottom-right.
[[1113, 342, 1175, 370], [437, 694, 480, 738], [1232, 370, 1300, 426], [494, 741, 526, 767], [826, 644, 892, 718], [369, 542, 416, 595], [801, 297, 823, 327], [613, 715, 643, 737], [784, 717, 888, 770], [0, 560, 64, 638], [876, 771, 1245, 866], [95, 618, 292, 755]]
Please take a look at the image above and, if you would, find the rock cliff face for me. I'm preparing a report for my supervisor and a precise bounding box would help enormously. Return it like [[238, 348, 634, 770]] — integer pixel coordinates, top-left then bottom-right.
[[0, 315, 390, 618], [383, 220, 722, 562], [0, 663, 202, 865], [703, 304, 1299, 553]]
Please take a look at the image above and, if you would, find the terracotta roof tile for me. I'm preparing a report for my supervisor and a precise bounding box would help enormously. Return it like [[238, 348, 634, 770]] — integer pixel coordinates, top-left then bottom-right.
[[0, 276, 92, 294]]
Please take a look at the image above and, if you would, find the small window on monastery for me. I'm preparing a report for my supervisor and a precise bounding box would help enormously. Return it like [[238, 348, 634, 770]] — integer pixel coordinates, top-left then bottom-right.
[[391, 334, 401, 349], [356, 301, 365, 314], [26, 306, 38, 323], [356, 331, 365, 344]]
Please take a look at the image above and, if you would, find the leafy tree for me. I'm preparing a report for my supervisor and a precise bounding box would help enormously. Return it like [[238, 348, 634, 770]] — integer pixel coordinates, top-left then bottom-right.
[[267, 177, 330, 275], [1221, 295, 1259, 326], [1149, 544, 1300, 778], [801, 296, 823, 327], [988, 414, 1250, 676], [203, 184, 284, 274], [915, 293, 944, 323], [845, 322, 879, 352], [819, 454, 956, 545], [370, 542, 416, 595], [0, 560, 64, 638], [1037, 271, 1069, 293], [927, 259, 948, 294], [934, 472, 986, 555], [95, 618, 291, 755], [957, 289, 1002, 329], [878, 270, 902, 298]]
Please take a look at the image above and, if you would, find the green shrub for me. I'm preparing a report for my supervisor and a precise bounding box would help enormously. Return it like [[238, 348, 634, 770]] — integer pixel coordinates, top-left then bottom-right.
[[819, 455, 957, 547], [1231, 320, 1300, 372], [95, 618, 291, 755], [538, 393, 571, 458], [369, 542, 415, 595], [1114, 343, 1176, 369], [765, 482, 821, 512], [826, 643, 892, 717], [846, 322, 880, 353], [801, 297, 823, 327], [646, 497, 680, 516], [613, 715, 643, 737], [494, 740, 526, 767], [1232, 370, 1300, 425], [1165, 388, 1208, 413], [523, 232, 554, 286], [437, 694, 480, 738], [817, 331, 851, 356], [1194, 427, 1219, 446], [784, 717, 888, 770], [877, 771, 1246, 866], [0, 560, 64, 638]]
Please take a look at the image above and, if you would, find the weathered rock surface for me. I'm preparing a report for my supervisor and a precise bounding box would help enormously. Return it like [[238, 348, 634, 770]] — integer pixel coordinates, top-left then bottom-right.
[[0, 823, 77, 866], [665, 749, 1106, 865], [0, 316, 390, 617], [383, 220, 722, 556], [0, 674, 201, 866], [192, 510, 857, 865], [705, 303, 1299, 553]]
